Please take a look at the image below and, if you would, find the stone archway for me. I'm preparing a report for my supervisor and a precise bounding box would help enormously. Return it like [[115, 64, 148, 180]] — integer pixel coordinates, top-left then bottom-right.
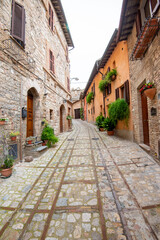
[[60, 104, 66, 133], [27, 87, 40, 137]]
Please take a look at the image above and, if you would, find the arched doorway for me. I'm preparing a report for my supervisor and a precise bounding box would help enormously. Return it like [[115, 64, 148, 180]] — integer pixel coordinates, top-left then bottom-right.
[[60, 105, 65, 133], [27, 88, 40, 137]]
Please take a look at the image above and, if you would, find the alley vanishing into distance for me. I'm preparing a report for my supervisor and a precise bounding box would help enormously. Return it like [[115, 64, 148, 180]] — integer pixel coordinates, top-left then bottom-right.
[[0, 120, 160, 240]]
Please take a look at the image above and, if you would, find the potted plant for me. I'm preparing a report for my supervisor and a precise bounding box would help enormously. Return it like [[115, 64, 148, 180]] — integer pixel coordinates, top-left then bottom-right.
[[106, 69, 117, 81], [96, 114, 105, 131], [41, 125, 58, 148], [0, 155, 14, 178], [86, 91, 94, 104], [0, 118, 8, 125], [103, 117, 116, 135], [10, 131, 20, 141], [139, 82, 156, 100], [26, 136, 35, 145], [41, 118, 48, 126], [66, 115, 72, 120]]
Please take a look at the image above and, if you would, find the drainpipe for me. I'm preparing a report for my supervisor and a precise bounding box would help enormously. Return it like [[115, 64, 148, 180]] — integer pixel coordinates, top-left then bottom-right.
[[19, 76, 23, 161]]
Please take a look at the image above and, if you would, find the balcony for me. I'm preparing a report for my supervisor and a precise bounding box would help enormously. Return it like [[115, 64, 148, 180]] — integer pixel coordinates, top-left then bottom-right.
[[131, 18, 159, 60], [1, 38, 35, 70]]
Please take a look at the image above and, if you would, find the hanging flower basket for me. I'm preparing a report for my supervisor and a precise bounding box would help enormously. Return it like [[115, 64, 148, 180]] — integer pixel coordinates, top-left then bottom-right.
[[144, 88, 156, 100]]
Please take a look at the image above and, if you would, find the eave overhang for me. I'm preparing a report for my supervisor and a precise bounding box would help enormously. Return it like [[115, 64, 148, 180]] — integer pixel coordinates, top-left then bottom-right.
[[51, 0, 74, 48], [130, 18, 159, 60]]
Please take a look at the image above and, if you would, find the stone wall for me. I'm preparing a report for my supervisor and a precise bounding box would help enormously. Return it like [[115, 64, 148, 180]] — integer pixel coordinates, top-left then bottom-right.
[[0, 0, 72, 159], [127, 10, 160, 156]]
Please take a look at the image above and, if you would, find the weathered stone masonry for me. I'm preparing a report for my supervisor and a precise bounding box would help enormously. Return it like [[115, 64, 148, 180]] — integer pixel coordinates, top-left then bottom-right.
[[0, 0, 74, 159]]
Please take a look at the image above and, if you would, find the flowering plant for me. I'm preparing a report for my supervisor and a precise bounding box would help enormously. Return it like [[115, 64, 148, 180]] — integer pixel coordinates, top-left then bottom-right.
[[10, 131, 20, 137], [139, 82, 155, 93]]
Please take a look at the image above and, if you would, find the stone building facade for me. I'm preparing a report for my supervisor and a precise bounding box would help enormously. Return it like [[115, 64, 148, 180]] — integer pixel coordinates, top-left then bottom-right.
[[117, 0, 160, 156], [0, 0, 74, 159], [71, 88, 84, 119]]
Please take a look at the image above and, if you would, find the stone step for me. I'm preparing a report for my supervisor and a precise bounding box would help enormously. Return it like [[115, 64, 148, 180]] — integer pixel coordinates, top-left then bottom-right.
[[36, 146, 47, 152], [139, 143, 150, 153]]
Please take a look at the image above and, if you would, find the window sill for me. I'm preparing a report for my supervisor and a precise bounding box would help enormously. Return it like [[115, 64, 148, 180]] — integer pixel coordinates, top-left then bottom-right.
[[10, 35, 25, 51]]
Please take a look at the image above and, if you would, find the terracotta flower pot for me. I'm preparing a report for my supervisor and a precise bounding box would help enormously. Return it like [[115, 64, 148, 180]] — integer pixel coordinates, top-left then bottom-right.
[[0, 167, 13, 178], [0, 121, 5, 125], [107, 130, 114, 136], [27, 140, 32, 144], [10, 136, 16, 141], [144, 88, 156, 100], [99, 128, 105, 132]]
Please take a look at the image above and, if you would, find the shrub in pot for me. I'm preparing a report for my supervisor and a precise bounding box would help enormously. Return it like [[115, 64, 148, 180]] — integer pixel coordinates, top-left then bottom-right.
[[0, 155, 14, 177], [103, 117, 116, 135], [41, 125, 58, 148], [96, 114, 105, 131]]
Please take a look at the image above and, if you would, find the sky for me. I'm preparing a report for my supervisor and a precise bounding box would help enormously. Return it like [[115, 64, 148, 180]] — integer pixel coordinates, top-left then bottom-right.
[[61, 0, 123, 90]]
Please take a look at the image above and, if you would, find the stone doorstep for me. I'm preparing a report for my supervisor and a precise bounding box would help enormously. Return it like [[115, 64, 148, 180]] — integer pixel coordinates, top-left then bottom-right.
[[36, 146, 48, 152], [139, 143, 151, 153]]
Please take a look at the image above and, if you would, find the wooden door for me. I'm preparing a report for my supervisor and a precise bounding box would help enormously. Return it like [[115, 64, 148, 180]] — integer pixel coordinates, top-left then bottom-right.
[[27, 94, 33, 137], [60, 107, 63, 132], [141, 93, 149, 145], [75, 109, 80, 119]]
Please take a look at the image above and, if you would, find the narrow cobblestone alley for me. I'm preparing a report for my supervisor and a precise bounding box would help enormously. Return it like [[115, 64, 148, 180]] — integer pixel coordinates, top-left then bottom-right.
[[0, 120, 160, 240]]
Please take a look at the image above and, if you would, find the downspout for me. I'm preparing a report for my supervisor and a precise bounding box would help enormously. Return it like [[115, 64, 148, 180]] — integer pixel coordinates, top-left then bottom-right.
[[20, 76, 22, 161]]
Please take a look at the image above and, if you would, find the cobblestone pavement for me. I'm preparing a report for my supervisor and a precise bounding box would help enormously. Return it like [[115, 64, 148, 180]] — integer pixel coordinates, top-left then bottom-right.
[[0, 120, 160, 240]]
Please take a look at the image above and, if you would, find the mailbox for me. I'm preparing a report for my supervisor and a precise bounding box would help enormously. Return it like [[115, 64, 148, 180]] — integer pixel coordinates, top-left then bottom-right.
[[22, 107, 27, 119]]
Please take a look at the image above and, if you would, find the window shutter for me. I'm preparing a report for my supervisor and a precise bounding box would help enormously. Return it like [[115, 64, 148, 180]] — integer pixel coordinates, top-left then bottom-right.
[[124, 80, 130, 104], [49, 4, 51, 27], [11, 0, 25, 42], [136, 10, 142, 37], [115, 88, 119, 100], [49, 50, 54, 73], [67, 78, 70, 92], [51, 9, 53, 31], [151, 0, 159, 13]]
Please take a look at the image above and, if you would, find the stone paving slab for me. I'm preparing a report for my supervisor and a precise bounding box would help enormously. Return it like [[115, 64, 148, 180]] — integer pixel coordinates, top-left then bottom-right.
[[57, 183, 97, 207], [64, 167, 95, 181], [46, 212, 103, 239]]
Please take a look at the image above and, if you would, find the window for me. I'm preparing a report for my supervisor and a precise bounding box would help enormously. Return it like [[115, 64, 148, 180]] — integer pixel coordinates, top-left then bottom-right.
[[50, 109, 53, 120], [106, 83, 111, 95], [136, 10, 142, 37], [115, 88, 119, 100], [49, 3, 53, 31], [67, 78, 70, 92], [66, 46, 69, 61], [113, 61, 116, 69], [11, 0, 25, 48], [120, 80, 130, 104], [49, 50, 54, 73]]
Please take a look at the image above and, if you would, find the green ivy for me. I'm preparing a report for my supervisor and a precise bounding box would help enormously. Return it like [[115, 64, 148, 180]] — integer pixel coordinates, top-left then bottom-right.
[[108, 99, 130, 123], [95, 114, 105, 129], [86, 92, 94, 104]]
